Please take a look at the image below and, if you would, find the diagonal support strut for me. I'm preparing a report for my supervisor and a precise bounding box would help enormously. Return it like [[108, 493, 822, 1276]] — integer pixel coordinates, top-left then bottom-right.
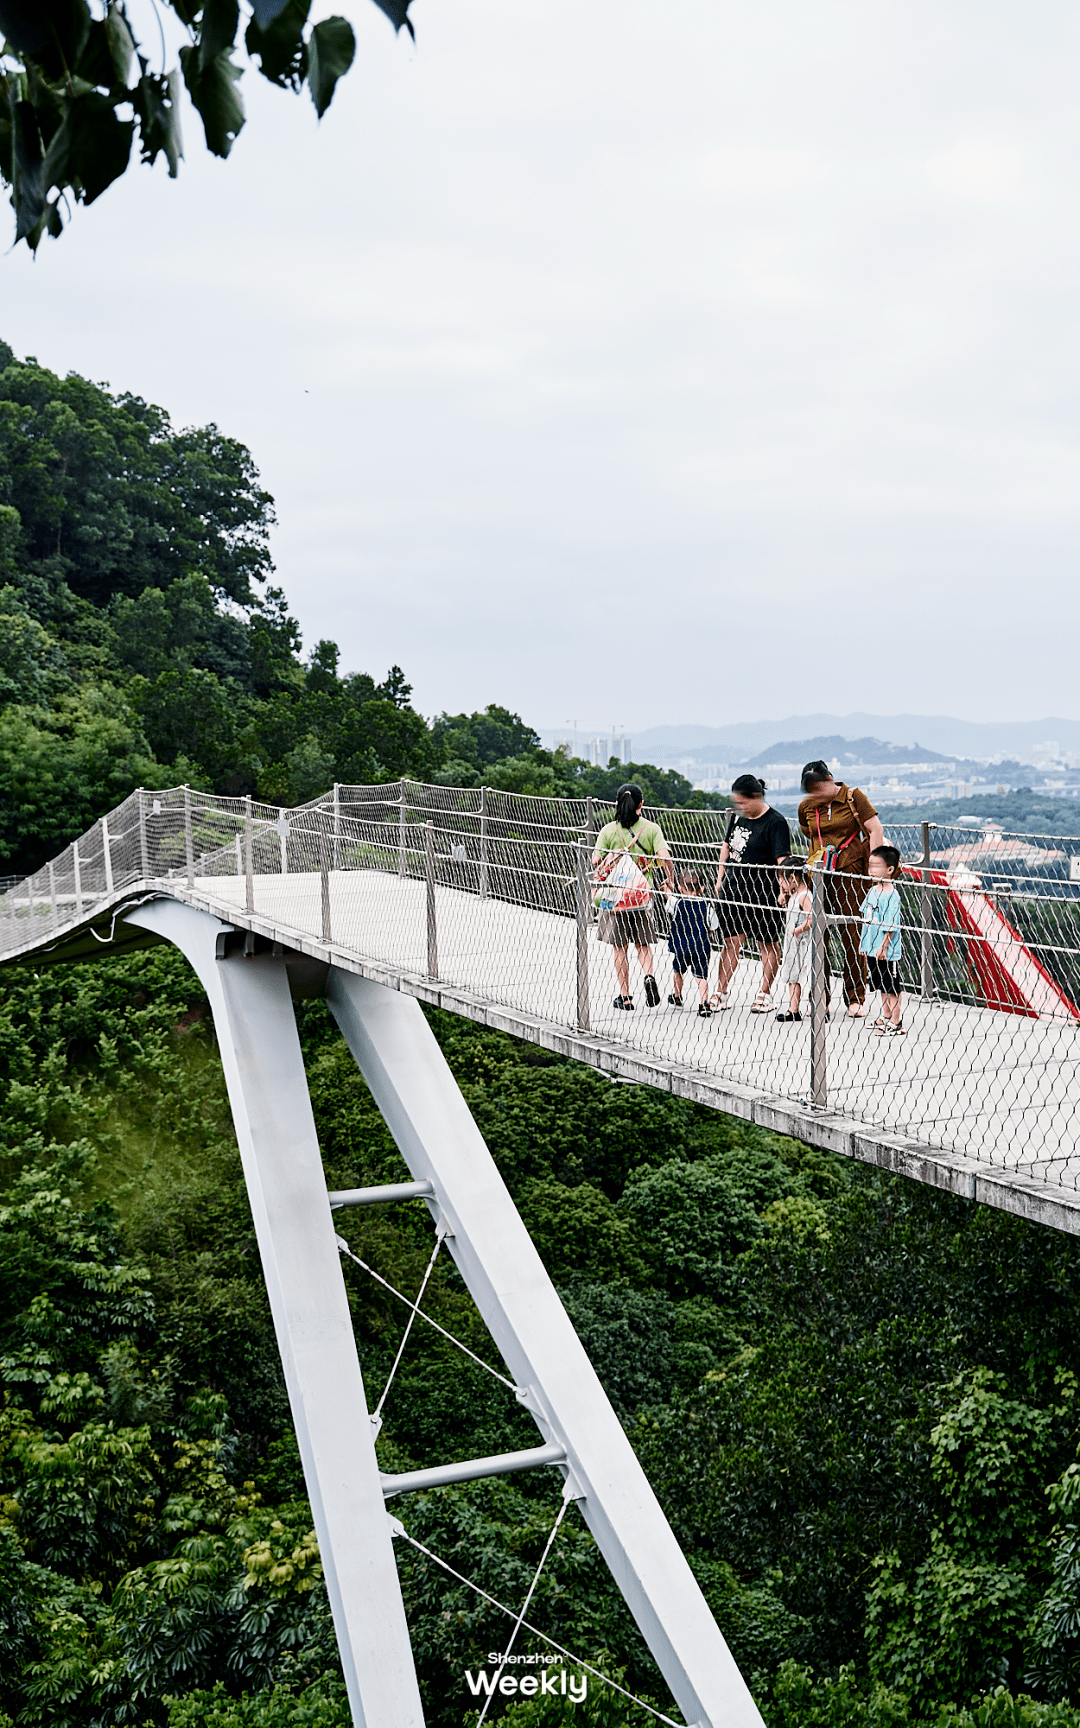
[[326, 968, 765, 1728]]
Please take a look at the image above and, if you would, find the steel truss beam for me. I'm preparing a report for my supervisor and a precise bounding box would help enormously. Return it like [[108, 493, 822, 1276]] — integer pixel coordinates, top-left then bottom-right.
[[126, 900, 764, 1728], [380, 1442, 567, 1499]]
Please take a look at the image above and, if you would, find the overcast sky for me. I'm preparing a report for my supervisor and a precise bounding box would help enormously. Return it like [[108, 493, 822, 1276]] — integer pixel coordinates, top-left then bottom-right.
[[5, 0, 1080, 732]]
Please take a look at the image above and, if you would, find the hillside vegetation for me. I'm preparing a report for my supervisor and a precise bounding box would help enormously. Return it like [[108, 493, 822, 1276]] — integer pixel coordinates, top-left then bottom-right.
[[875, 791, 1080, 838], [2, 345, 1080, 1727]]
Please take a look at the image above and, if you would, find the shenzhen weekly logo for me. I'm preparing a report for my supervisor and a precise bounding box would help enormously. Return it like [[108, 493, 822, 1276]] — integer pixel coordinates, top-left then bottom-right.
[[466, 1654, 588, 1702]]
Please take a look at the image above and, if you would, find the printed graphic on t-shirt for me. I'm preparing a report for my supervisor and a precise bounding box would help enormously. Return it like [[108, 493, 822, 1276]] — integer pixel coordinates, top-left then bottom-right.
[[726, 810, 791, 867]]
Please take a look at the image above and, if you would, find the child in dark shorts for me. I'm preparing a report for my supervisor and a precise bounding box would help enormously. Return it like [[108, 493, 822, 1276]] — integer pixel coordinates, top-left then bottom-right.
[[667, 869, 717, 1016], [860, 845, 904, 1036]]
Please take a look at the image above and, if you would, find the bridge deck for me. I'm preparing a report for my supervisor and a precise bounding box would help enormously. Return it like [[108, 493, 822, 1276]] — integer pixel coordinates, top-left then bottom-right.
[[127, 867, 1080, 1237]]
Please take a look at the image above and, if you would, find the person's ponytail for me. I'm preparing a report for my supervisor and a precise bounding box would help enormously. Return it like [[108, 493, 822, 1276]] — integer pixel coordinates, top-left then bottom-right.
[[731, 774, 767, 799], [801, 760, 830, 793], [615, 783, 644, 829]]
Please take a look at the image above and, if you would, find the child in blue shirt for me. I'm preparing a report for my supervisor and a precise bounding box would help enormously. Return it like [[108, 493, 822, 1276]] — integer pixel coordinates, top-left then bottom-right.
[[667, 868, 717, 1017], [860, 845, 904, 1036]]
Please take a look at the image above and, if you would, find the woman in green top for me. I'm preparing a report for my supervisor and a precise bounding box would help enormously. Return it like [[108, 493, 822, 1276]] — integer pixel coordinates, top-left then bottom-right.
[[591, 783, 673, 1011]]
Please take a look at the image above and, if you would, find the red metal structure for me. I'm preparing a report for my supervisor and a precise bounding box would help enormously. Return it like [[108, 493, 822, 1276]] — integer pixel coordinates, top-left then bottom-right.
[[905, 866, 1079, 1021]]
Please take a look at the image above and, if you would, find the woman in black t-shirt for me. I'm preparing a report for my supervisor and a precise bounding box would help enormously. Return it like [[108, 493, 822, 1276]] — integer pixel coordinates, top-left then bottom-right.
[[711, 775, 791, 1013]]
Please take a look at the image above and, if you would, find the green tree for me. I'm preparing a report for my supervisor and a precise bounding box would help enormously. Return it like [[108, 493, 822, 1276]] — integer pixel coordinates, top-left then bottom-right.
[[1027, 1462, 1080, 1700], [432, 706, 542, 771], [0, 352, 275, 609], [0, 0, 414, 252], [866, 1371, 1076, 1709], [0, 685, 166, 872]]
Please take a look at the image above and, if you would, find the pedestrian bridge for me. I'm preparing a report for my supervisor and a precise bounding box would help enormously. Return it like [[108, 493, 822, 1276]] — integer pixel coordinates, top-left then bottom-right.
[[4, 778, 1080, 1728], [3, 779, 1080, 1237]]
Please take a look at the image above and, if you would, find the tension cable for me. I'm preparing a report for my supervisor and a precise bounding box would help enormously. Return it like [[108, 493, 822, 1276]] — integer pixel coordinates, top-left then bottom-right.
[[390, 1519, 684, 1728], [373, 1229, 445, 1420], [337, 1237, 518, 1392], [475, 1488, 572, 1728]]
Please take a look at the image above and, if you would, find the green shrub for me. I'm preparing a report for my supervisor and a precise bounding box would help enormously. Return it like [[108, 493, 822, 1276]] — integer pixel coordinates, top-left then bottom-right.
[[165, 1675, 350, 1727]]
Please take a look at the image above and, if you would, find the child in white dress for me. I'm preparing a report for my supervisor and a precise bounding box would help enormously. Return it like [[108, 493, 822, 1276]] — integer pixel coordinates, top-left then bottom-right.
[[776, 860, 813, 1022]]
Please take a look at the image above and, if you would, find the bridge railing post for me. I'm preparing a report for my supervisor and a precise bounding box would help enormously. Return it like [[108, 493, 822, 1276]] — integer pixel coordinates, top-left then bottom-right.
[[920, 820, 934, 1001], [321, 807, 332, 942], [244, 795, 254, 913], [184, 786, 195, 888], [479, 785, 489, 900], [575, 836, 591, 1031], [426, 821, 438, 981], [584, 796, 596, 911], [138, 788, 149, 878], [102, 816, 114, 895], [810, 865, 828, 1108]]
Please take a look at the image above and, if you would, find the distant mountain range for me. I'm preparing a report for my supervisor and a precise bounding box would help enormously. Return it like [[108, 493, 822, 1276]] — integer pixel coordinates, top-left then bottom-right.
[[608, 715, 1080, 766], [735, 735, 952, 768]]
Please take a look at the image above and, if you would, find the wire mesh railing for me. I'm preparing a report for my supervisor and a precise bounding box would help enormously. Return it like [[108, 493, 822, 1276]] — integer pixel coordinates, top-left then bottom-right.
[[3, 782, 1080, 1184]]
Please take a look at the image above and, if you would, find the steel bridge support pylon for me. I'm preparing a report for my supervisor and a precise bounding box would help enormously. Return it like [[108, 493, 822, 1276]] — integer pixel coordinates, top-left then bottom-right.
[[127, 899, 764, 1728], [126, 900, 423, 1728]]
